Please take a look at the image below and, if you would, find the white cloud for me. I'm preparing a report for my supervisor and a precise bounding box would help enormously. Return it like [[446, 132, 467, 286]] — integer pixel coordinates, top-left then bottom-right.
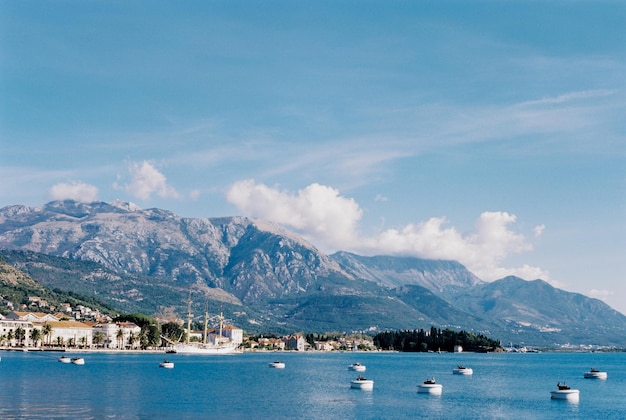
[[227, 180, 362, 249], [189, 190, 201, 200], [227, 180, 548, 281], [533, 224, 545, 237], [516, 89, 615, 107], [49, 181, 99, 202], [114, 161, 179, 201], [588, 289, 614, 302], [486, 265, 550, 283], [363, 211, 543, 281]]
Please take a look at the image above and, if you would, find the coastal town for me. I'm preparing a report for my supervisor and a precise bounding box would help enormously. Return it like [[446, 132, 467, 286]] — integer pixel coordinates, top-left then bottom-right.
[[0, 296, 375, 352]]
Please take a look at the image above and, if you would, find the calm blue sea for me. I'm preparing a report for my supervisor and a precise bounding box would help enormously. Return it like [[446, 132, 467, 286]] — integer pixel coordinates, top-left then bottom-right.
[[1, 350, 625, 419]]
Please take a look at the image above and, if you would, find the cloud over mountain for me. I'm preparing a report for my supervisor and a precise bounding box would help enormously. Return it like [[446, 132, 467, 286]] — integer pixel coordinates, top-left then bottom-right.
[[227, 180, 548, 282], [114, 160, 180, 201], [49, 181, 99, 202], [227, 180, 362, 249]]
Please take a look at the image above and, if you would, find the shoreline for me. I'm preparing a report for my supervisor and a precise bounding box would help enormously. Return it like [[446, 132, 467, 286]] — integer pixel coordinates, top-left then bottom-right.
[[0, 347, 166, 354]]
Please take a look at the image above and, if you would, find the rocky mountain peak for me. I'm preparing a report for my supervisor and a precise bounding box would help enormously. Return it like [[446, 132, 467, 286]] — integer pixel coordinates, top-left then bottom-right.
[[110, 199, 142, 212], [2, 200, 625, 346]]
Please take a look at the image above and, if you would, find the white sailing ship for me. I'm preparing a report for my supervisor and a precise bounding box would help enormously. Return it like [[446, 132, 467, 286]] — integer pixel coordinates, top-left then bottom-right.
[[167, 299, 242, 355]]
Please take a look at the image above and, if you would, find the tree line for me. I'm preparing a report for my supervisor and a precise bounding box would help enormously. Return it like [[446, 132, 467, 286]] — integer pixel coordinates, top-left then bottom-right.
[[373, 327, 501, 352]]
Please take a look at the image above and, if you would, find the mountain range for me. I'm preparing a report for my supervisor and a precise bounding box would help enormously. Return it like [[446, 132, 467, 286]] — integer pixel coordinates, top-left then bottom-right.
[[1, 200, 625, 347]]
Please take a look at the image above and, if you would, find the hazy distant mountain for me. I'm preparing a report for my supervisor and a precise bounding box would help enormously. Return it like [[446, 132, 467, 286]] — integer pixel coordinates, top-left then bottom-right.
[[1, 200, 625, 347], [451, 276, 626, 347], [331, 251, 483, 295]]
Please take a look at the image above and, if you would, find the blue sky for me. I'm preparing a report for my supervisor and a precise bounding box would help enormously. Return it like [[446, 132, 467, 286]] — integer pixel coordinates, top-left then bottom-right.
[[1, 1, 625, 314]]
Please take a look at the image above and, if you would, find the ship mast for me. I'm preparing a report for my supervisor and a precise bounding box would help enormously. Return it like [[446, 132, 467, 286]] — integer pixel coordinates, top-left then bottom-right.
[[203, 300, 209, 345], [219, 310, 223, 342], [185, 296, 192, 345]]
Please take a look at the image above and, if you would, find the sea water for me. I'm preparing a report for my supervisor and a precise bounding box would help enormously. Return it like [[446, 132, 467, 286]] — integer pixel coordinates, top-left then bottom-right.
[[1, 350, 625, 419]]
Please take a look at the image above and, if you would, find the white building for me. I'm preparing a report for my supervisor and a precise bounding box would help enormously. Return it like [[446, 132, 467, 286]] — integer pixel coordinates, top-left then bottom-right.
[[222, 325, 243, 345], [44, 320, 93, 348], [0, 319, 35, 347], [93, 322, 141, 349], [314, 341, 335, 351], [6, 311, 59, 323]]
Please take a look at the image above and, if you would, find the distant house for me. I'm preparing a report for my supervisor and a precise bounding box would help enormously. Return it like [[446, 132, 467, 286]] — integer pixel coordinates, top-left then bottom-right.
[[28, 296, 49, 308], [222, 325, 243, 345], [285, 335, 305, 351], [256, 337, 285, 350], [271, 338, 285, 350], [6, 311, 59, 323], [314, 341, 335, 351]]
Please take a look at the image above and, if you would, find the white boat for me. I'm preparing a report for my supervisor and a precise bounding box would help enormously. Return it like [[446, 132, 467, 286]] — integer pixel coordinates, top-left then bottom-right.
[[550, 383, 579, 402], [348, 362, 366, 372], [169, 299, 241, 355], [351, 376, 374, 390], [269, 361, 285, 369], [418, 378, 443, 395], [452, 365, 473, 375], [159, 360, 174, 369], [58, 356, 71, 363], [583, 368, 607, 379], [71, 357, 85, 365]]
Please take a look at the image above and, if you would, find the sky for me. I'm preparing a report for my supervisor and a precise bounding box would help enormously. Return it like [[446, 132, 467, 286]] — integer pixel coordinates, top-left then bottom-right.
[[1, 1, 625, 314]]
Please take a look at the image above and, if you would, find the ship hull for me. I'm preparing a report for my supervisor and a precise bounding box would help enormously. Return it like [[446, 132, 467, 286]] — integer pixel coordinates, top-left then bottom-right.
[[171, 343, 241, 355]]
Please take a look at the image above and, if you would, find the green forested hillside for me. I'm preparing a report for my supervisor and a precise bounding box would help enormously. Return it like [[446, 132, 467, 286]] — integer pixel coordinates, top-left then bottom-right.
[[0, 254, 116, 316]]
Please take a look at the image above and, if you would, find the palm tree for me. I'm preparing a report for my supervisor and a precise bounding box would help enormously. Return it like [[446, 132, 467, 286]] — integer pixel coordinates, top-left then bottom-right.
[[116, 328, 125, 350], [30, 328, 42, 348], [79, 336, 87, 349], [93, 331, 105, 348], [42, 323, 53, 347], [15, 326, 25, 347], [56, 336, 64, 347], [132, 332, 140, 350], [127, 332, 140, 350], [140, 329, 149, 350], [7, 330, 14, 347]]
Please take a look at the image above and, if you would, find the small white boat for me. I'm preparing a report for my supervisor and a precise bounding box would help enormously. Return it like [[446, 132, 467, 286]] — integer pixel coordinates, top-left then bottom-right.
[[452, 365, 473, 375], [583, 368, 607, 379], [350, 376, 374, 390], [418, 378, 443, 395], [269, 361, 285, 369], [58, 356, 71, 363], [550, 383, 579, 402], [348, 362, 366, 372], [71, 357, 85, 365], [159, 360, 174, 369]]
